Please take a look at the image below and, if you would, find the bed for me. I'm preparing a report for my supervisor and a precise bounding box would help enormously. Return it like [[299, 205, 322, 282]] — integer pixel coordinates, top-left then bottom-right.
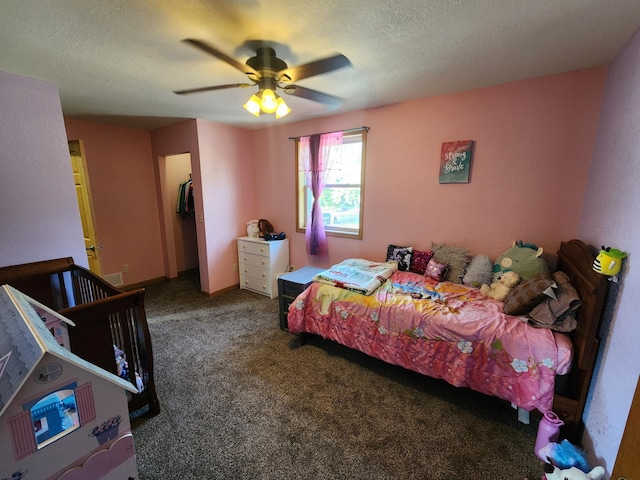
[[287, 239, 609, 442], [0, 257, 160, 418]]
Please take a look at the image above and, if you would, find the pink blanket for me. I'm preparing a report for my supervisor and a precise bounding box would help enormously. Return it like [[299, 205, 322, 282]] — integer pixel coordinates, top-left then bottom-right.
[[288, 270, 572, 413]]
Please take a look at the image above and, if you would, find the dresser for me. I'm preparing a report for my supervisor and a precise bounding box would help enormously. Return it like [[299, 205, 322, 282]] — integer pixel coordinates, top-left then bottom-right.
[[237, 236, 290, 299], [277, 266, 325, 330]]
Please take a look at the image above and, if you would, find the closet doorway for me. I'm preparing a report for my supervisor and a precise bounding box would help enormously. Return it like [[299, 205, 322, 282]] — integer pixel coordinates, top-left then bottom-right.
[[159, 153, 199, 280]]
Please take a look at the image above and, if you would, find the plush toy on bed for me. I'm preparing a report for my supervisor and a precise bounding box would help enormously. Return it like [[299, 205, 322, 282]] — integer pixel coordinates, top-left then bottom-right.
[[492, 241, 549, 282], [480, 270, 521, 301]]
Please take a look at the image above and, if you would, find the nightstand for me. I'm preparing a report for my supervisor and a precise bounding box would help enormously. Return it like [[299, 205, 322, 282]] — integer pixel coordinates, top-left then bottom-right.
[[277, 266, 325, 330]]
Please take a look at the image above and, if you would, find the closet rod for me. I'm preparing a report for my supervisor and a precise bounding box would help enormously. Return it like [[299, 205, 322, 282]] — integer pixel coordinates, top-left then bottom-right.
[[288, 126, 369, 140]]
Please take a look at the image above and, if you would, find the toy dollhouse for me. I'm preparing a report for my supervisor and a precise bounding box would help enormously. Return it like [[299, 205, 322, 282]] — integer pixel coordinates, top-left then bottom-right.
[[0, 284, 139, 480]]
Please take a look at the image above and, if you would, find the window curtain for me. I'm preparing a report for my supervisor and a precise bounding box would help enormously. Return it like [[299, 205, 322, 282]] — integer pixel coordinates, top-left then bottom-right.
[[300, 131, 343, 256]]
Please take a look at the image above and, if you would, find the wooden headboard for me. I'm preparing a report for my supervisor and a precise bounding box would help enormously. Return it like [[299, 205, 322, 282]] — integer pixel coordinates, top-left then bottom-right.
[[553, 239, 610, 442]]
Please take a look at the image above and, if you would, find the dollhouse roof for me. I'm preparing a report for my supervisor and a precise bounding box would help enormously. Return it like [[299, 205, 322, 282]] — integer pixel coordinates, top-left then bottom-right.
[[0, 284, 137, 418]]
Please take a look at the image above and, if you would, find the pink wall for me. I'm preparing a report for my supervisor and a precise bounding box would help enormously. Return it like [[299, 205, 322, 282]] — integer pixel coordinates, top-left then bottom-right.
[[64, 119, 164, 285], [577, 28, 640, 472], [0, 71, 86, 268], [194, 119, 256, 293], [253, 67, 608, 270], [150, 120, 200, 283]]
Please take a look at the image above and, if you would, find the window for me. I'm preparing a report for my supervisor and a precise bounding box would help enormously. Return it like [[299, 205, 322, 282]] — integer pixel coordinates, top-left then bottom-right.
[[295, 128, 367, 238], [30, 386, 80, 449]]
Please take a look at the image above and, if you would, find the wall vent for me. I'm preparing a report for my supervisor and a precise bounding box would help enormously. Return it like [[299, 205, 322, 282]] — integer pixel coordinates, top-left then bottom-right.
[[104, 272, 124, 287]]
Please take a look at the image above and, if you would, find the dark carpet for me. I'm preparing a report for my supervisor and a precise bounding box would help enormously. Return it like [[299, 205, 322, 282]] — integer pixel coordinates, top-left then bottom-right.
[[131, 272, 545, 479]]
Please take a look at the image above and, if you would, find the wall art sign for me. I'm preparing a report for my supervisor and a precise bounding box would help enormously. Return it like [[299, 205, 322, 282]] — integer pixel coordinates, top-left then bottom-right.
[[439, 140, 474, 184]]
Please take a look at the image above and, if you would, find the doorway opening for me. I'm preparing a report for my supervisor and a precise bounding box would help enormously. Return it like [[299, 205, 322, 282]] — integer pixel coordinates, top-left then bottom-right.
[[69, 140, 101, 276], [158, 153, 199, 285]]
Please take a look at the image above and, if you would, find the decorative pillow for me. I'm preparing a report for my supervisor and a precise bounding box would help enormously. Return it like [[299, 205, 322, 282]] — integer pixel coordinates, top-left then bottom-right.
[[431, 243, 469, 283], [409, 250, 434, 275], [503, 271, 555, 315], [462, 254, 493, 288], [424, 258, 449, 282], [386, 245, 413, 271]]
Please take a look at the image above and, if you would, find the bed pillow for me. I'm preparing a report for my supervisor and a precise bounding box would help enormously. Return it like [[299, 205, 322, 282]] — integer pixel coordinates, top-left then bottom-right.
[[424, 258, 449, 281], [503, 271, 555, 316], [386, 245, 413, 271], [431, 243, 469, 283], [409, 250, 434, 275]]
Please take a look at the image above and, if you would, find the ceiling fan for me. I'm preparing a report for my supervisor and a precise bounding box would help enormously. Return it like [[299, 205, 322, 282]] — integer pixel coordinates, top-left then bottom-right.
[[174, 39, 351, 118]]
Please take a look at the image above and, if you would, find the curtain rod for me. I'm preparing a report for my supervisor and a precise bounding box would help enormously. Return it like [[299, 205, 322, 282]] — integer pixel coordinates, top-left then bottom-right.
[[288, 126, 369, 140]]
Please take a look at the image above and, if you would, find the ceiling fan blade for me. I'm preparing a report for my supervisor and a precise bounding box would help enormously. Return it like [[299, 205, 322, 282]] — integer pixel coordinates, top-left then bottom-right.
[[182, 39, 260, 79], [174, 83, 251, 95], [283, 85, 343, 108], [277, 54, 351, 83]]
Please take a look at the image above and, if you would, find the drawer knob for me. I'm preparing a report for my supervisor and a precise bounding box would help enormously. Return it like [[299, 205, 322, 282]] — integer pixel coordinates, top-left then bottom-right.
[[260, 248, 264, 252]]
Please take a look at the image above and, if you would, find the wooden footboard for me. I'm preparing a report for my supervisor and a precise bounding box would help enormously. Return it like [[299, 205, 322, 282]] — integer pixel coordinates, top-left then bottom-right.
[[553, 239, 610, 442], [0, 258, 160, 417]]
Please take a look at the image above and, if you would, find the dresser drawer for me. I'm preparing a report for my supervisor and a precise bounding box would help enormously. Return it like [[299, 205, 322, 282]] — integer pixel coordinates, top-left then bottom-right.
[[240, 263, 269, 280], [239, 252, 269, 269], [240, 275, 272, 296], [238, 240, 270, 257], [281, 280, 306, 298]]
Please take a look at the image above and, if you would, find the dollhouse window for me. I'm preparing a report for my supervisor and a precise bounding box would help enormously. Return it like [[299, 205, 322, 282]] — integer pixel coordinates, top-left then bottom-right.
[[29, 385, 80, 449], [9, 382, 96, 460]]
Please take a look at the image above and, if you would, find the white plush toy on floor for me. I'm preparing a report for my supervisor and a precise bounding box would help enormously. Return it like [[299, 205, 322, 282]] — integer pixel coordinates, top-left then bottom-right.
[[543, 463, 605, 480]]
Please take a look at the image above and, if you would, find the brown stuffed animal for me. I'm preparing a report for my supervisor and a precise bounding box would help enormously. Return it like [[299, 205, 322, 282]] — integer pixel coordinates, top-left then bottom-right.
[[258, 219, 274, 237]]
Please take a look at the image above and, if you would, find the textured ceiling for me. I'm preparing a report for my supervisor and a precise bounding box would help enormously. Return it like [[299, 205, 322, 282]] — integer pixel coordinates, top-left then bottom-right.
[[2, 0, 640, 130]]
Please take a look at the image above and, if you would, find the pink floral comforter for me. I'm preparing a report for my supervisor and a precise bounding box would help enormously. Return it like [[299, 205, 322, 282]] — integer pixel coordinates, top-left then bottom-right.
[[287, 270, 573, 413]]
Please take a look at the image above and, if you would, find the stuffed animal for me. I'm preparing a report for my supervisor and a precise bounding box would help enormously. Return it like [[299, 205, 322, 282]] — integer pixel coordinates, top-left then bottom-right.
[[480, 270, 521, 301], [480, 272, 521, 301], [258, 218, 274, 237], [537, 439, 590, 473], [492, 241, 549, 282], [543, 464, 605, 480], [246, 220, 260, 237]]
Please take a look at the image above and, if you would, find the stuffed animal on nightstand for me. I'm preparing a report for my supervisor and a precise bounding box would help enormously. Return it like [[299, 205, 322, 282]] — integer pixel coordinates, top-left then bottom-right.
[[480, 270, 521, 301], [246, 220, 260, 237]]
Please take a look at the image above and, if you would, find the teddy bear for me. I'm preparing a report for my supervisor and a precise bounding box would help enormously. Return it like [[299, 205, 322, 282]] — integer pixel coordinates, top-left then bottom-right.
[[480, 270, 521, 301]]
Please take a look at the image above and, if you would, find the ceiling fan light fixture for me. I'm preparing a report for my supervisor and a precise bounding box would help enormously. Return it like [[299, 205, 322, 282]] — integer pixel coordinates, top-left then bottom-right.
[[243, 94, 261, 117], [259, 88, 278, 113], [275, 97, 291, 118]]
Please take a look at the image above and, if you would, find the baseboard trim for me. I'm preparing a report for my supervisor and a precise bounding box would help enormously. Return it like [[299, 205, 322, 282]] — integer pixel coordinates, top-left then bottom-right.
[[205, 284, 240, 298], [121, 276, 166, 291]]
